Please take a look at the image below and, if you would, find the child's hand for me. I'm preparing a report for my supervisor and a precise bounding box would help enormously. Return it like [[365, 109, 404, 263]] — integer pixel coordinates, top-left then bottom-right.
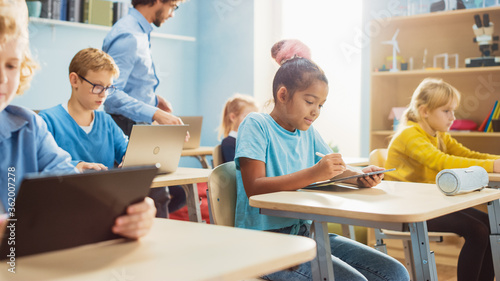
[[494, 159, 500, 173], [355, 165, 385, 188], [112, 197, 156, 239], [75, 161, 108, 172], [314, 153, 346, 181]]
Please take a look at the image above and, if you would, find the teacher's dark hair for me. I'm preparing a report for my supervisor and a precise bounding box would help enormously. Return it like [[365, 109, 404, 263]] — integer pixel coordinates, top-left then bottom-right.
[[132, 0, 182, 8]]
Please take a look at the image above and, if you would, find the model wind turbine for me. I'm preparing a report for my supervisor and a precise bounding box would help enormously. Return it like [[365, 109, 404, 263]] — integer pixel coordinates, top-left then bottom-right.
[[382, 29, 400, 72]]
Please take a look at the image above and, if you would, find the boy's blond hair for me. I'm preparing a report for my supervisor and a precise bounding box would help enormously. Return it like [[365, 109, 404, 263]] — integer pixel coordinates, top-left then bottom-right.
[[218, 93, 258, 139], [0, 0, 37, 95], [69, 48, 119, 78]]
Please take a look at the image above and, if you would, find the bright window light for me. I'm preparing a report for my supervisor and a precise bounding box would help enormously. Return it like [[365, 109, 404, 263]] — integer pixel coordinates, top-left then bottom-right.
[[281, 0, 363, 156]]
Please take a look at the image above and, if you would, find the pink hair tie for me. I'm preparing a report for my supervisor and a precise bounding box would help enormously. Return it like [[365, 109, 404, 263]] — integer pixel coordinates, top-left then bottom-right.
[[273, 39, 311, 65], [280, 54, 301, 65]]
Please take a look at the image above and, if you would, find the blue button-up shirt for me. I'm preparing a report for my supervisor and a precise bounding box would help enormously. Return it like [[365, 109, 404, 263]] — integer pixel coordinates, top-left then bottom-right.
[[102, 8, 160, 123], [0, 106, 77, 210]]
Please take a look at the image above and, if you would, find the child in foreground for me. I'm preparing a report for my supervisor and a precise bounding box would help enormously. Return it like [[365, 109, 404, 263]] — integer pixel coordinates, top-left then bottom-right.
[[385, 78, 498, 281], [0, 0, 155, 239], [218, 93, 258, 163], [234, 40, 409, 280]]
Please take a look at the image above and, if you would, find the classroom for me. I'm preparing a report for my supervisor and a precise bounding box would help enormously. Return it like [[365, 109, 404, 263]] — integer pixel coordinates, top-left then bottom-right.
[[2, 0, 500, 280]]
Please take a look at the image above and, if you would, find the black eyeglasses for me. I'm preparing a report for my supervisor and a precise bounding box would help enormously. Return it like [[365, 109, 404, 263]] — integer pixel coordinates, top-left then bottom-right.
[[78, 74, 116, 95]]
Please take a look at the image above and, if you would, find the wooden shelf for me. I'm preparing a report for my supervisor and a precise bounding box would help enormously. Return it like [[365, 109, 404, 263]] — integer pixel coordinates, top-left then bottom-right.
[[369, 6, 500, 155], [372, 66, 500, 77], [373, 130, 500, 137], [381, 6, 500, 24], [29, 17, 196, 42]]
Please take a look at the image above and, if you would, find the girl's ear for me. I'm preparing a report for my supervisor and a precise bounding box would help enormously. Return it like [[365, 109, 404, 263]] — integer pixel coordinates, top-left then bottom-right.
[[69, 72, 79, 88], [276, 86, 288, 104], [418, 105, 429, 118], [229, 112, 236, 122]]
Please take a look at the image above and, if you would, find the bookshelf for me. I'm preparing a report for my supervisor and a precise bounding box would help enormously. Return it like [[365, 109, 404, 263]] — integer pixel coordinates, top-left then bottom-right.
[[370, 6, 500, 155], [29, 17, 196, 42]]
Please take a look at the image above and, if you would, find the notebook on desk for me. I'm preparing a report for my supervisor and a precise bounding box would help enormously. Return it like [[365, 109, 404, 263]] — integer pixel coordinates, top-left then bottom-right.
[[122, 125, 188, 174], [0, 166, 158, 258], [179, 116, 203, 149]]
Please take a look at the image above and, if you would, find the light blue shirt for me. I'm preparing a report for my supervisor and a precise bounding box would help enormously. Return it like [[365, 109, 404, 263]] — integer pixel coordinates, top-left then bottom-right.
[[102, 8, 159, 123], [39, 105, 129, 168], [0, 106, 77, 210], [234, 113, 332, 231]]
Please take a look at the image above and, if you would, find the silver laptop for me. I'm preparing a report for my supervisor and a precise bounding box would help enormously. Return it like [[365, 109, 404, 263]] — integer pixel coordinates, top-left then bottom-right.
[[180, 116, 203, 149], [122, 125, 188, 174]]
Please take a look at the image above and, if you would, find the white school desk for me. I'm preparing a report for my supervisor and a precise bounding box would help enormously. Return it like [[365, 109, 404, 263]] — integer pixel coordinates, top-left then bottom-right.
[[249, 181, 500, 281], [182, 146, 214, 169], [0, 219, 316, 281], [152, 167, 212, 223]]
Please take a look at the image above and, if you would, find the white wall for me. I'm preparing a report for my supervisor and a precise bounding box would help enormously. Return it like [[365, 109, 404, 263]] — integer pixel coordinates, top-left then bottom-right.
[[254, 0, 282, 113], [254, 0, 363, 157]]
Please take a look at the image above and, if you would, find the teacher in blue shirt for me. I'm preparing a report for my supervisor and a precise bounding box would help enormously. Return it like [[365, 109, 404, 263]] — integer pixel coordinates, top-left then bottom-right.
[[102, 0, 186, 218], [102, 0, 183, 132]]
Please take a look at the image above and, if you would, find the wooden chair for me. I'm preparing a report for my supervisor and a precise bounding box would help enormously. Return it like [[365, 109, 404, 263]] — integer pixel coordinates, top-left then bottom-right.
[[207, 162, 265, 281], [370, 148, 458, 280], [207, 161, 237, 226], [212, 144, 224, 168]]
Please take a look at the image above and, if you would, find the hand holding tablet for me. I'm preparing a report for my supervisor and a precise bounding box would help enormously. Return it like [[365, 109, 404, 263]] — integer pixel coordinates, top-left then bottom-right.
[[310, 152, 395, 188]]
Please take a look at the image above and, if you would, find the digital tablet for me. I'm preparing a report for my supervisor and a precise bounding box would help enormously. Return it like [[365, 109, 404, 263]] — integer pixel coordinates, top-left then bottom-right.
[[304, 168, 396, 189], [0, 166, 158, 258]]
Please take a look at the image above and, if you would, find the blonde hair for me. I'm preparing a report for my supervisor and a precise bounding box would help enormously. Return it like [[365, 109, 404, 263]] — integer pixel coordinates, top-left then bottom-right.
[[69, 48, 119, 78], [218, 93, 258, 140], [0, 0, 38, 95], [398, 78, 461, 131]]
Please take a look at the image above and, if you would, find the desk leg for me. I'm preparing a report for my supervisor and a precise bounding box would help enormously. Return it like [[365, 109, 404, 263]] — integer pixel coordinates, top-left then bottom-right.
[[310, 221, 334, 281], [196, 156, 211, 169], [181, 183, 202, 223], [487, 199, 500, 278], [409, 222, 437, 281], [340, 224, 356, 241]]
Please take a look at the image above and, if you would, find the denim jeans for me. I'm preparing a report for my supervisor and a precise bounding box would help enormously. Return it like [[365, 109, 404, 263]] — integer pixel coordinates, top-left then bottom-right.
[[263, 224, 409, 281]]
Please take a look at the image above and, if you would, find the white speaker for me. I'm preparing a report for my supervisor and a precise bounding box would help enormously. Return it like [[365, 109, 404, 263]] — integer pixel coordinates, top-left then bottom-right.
[[436, 166, 489, 196]]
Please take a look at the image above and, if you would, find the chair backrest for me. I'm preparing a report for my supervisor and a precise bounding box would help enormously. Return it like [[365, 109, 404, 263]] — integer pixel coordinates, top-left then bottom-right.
[[212, 144, 223, 168], [207, 161, 237, 226], [369, 148, 388, 167]]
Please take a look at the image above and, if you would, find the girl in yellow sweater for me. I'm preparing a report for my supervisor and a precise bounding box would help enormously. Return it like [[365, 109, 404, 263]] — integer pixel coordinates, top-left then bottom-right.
[[385, 78, 500, 281]]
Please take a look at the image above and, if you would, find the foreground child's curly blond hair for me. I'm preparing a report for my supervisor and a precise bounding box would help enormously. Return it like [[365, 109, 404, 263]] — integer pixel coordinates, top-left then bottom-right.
[[0, 0, 38, 95]]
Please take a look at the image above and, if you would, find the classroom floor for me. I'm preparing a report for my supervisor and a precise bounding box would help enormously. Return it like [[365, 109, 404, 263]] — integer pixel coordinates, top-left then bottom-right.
[[383, 236, 461, 281]]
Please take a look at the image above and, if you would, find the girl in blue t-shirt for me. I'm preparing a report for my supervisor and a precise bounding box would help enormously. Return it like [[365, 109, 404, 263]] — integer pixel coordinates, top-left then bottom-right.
[[234, 40, 409, 280]]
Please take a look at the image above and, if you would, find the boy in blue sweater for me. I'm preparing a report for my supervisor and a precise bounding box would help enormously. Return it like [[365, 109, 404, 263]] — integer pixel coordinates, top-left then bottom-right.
[[39, 48, 127, 171], [39, 48, 172, 217]]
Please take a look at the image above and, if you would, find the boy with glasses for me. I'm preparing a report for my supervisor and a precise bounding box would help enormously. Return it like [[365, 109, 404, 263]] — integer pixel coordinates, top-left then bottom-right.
[[39, 48, 128, 172]]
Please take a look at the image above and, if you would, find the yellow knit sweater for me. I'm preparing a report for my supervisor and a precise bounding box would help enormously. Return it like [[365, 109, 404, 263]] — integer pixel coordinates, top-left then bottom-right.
[[384, 121, 499, 183]]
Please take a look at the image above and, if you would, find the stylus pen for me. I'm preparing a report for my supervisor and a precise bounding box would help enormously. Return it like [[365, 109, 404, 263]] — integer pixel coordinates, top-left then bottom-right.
[[315, 152, 325, 158], [315, 152, 347, 170]]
